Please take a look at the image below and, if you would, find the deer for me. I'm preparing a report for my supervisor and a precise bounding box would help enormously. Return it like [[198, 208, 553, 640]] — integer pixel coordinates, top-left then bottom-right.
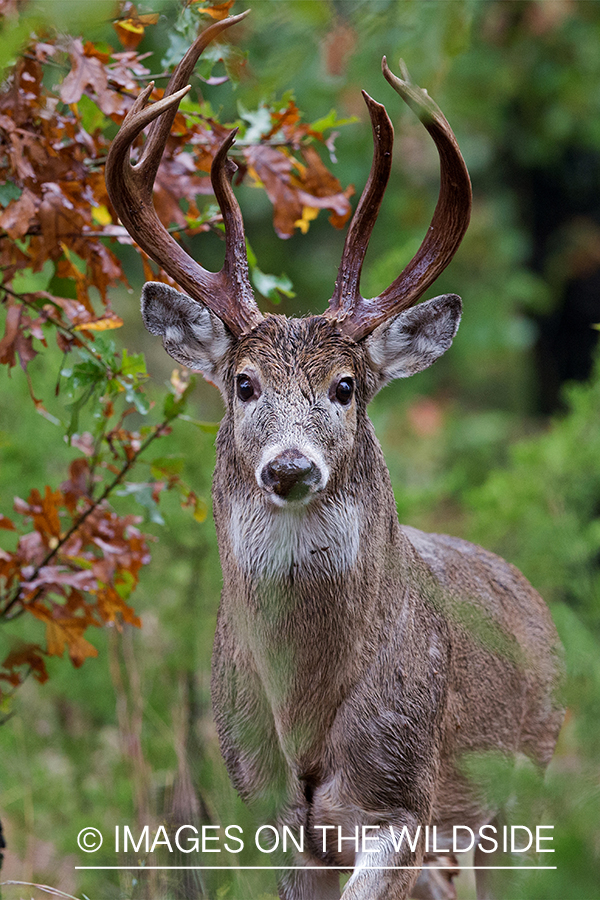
[[105, 12, 565, 900]]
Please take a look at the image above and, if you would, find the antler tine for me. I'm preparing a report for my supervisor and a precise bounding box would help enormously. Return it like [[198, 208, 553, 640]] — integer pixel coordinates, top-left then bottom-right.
[[212, 128, 255, 305], [105, 11, 264, 338], [328, 58, 472, 342], [326, 92, 394, 322], [141, 11, 251, 188]]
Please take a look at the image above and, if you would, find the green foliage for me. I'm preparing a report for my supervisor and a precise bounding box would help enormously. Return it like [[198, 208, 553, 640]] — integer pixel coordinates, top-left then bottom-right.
[[469, 349, 600, 630]]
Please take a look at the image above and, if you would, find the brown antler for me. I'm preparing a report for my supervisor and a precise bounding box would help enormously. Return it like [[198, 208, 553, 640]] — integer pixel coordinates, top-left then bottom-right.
[[326, 58, 472, 341], [105, 11, 263, 338]]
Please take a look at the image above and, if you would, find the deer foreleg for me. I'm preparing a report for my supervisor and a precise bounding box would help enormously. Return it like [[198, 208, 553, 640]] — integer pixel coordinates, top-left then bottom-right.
[[341, 822, 425, 900]]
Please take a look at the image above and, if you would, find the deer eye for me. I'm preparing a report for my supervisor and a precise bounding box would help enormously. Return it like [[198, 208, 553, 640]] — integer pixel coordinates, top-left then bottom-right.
[[236, 374, 256, 402], [334, 377, 354, 405]]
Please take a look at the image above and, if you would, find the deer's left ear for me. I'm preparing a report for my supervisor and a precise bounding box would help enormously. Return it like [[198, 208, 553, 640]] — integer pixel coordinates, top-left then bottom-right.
[[364, 294, 461, 387]]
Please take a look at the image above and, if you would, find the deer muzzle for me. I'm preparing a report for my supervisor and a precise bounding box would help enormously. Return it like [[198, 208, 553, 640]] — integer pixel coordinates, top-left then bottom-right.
[[259, 449, 323, 503]]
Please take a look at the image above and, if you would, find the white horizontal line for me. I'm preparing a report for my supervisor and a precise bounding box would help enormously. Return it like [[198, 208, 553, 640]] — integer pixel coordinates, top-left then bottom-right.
[[75, 865, 557, 871]]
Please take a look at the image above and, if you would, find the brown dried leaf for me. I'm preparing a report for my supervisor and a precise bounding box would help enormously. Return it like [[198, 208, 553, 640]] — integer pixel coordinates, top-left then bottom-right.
[[60, 39, 122, 116], [245, 144, 353, 238], [23, 565, 96, 595], [0, 299, 22, 368], [0, 643, 49, 686], [322, 20, 357, 77], [16, 485, 63, 543], [245, 144, 299, 239], [0, 187, 38, 239], [0, 299, 39, 372]]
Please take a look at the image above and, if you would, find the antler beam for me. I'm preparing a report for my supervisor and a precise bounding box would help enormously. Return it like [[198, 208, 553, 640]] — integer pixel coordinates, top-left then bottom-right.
[[105, 12, 263, 338], [326, 58, 472, 341]]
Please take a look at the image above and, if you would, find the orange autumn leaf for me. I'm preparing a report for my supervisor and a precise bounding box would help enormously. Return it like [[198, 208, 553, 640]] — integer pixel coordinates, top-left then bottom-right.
[[197, 1, 235, 21], [32, 609, 99, 667], [114, 14, 159, 50], [13, 485, 63, 542]]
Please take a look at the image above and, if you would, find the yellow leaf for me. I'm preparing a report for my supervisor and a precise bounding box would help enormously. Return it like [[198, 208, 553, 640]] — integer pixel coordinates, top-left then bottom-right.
[[294, 206, 319, 235], [193, 498, 208, 523], [73, 315, 124, 332], [246, 165, 264, 188], [92, 204, 112, 226], [119, 20, 144, 35]]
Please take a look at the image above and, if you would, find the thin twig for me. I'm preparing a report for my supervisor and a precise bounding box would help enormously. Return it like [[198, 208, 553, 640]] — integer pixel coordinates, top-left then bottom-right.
[[0, 417, 171, 620], [0, 285, 109, 368]]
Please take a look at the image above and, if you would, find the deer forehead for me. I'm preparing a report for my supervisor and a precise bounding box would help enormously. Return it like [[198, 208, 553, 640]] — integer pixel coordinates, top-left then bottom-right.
[[231, 315, 364, 390]]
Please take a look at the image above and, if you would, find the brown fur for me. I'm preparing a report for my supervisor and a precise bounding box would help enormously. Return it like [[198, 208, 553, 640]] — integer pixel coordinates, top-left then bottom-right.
[[141, 294, 565, 900]]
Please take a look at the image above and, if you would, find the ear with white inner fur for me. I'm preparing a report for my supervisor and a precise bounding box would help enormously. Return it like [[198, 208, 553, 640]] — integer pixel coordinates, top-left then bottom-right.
[[364, 293, 462, 388], [141, 282, 234, 390]]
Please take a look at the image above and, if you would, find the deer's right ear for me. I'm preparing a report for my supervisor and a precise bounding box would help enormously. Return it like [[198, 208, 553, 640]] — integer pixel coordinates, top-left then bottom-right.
[[141, 282, 234, 389]]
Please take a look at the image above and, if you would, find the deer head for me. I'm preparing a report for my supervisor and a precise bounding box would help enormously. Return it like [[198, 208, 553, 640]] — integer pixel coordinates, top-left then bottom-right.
[[105, 11, 471, 510]]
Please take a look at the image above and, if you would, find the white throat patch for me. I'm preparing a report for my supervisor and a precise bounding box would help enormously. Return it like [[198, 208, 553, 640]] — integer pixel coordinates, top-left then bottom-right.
[[229, 494, 360, 581]]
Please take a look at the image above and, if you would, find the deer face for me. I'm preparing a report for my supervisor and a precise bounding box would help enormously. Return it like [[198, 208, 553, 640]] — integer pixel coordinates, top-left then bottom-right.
[[230, 316, 362, 507], [142, 284, 461, 508]]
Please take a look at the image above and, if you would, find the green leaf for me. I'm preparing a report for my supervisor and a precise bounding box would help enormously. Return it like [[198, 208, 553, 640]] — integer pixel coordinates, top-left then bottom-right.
[[62, 357, 107, 393], [221, 44, 248, 87], [251, 267, 295, 304], [246, 240, 295, 304], [0, 182, 22, 207], [0, 16, 42, 76], [11, 260, 54, 294], [76, 94, 106, 135], [115, 376, 150, 416], [91, 335, 118, 369], [238, 101, 272, 143], [163, 376, 197, 421], [120, 349, 147, 379], [246, 241, 258, 269], [64, 386, 97, 439], [115, 483, 164, 525], [150, 457, 185, 479], [309, 109, 358, 134]]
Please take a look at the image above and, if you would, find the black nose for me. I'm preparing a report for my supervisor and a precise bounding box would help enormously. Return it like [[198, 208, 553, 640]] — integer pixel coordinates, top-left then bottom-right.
[[261, 450, 318, 500]]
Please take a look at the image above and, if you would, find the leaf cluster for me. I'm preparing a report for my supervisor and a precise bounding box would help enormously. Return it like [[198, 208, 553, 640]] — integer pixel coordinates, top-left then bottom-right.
[[0, 0, 355, 705]]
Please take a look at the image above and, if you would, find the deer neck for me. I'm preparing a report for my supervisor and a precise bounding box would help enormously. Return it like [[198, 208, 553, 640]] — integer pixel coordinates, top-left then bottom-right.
[[212, 413, 417, 759], [213, 414, 404, 624]]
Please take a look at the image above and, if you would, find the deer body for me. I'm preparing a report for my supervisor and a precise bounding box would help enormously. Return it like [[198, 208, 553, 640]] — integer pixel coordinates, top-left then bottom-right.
[[203, 314, 562, 900], [106, 14, 564, 898]]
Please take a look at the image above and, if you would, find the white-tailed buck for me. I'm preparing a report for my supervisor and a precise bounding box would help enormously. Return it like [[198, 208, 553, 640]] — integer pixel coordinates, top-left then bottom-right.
[[106, 12, 564, 900]]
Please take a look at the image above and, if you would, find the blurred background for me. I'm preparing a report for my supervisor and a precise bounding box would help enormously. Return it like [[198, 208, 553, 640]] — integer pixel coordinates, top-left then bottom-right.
[[1, 1, 600, 897]]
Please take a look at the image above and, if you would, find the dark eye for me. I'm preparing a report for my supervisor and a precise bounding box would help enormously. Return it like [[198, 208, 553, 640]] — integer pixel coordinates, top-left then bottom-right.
[[335, 378, 354, 405], [236, 374, 255, 402]]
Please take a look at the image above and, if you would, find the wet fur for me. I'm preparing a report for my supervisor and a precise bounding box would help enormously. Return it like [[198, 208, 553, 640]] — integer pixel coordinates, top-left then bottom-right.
[[142, 296, 565, 900]]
